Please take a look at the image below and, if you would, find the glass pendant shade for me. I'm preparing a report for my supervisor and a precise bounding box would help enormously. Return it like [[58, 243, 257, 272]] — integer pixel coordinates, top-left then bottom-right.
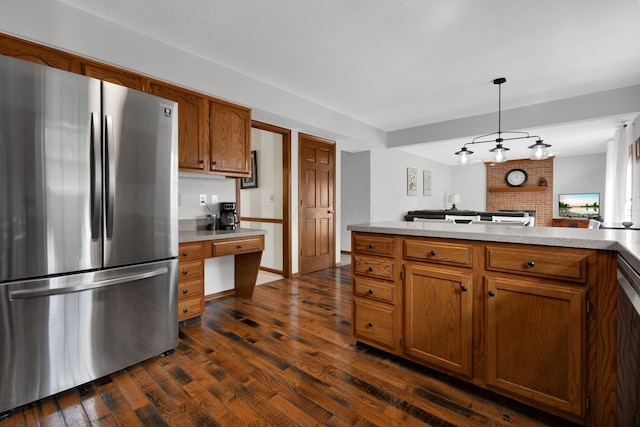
[[455, 147, 473, 165], [489, 144, 509, 163], [528, 140, 551, 160]]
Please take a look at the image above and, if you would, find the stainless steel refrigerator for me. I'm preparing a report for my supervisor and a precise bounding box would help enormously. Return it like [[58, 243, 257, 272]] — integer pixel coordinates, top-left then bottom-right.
[[0, 54, 179, 414]]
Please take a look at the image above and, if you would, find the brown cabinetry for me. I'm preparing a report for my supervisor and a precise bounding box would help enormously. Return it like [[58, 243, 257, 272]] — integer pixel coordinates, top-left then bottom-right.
[[350, 231, 617, 425], [0, 35, 79, 72], [552, 218, 589, 228], [404, 263, 473, 377], [209, 100, 251, 177], [178, 242, 204, 322], [81, 61, 147, 91], [351, 233, 402, 355], [485, 276, 586, 418], [149, 81, 209, 172]]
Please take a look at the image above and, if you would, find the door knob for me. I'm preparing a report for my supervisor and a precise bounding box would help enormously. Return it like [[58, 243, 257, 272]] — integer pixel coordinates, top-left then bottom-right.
[[328, 209, 335, 214]]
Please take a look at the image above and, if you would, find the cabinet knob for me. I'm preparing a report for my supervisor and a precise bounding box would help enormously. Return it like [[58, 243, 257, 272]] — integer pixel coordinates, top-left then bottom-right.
[[182, 251, 188, 257], [368, 289, 374, 295], [461, 285, 468, 292], [237, 245, 243, 249], [368, 244, 374, 249], [199, 159, 204, 164], [430, 250, 437, 256], [367, 322, 374, 328], [211, 161, 217, 165], [183, 308, 188, 313], [182, 289, 188, 294], [368, 267, 374, 272], [488, 290, 496, 297], [182, 270, 188, 275], [526, 260, 536, 268]]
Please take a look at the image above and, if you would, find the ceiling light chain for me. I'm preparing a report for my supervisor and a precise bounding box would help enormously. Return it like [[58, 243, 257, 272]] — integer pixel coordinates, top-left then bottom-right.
[[455, 77, 551, 164]]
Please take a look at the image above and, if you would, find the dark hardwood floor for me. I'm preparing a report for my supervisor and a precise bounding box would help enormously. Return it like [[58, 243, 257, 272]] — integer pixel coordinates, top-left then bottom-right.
[[1, 266, 576, 426]]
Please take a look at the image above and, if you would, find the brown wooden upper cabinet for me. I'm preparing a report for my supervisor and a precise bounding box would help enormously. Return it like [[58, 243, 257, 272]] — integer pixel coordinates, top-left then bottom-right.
[[81, 61, 147, 92], [150, 81, 209, 172], [0, 35, 80, 72], [209, 100, 251, 177]]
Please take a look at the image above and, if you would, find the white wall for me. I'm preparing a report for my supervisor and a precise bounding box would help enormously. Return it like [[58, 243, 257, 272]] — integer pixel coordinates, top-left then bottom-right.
[[178, 173, 236, 220], [553, 154, 606, 218], [341, 151, 371, 251], [370, 149, 452, 222], [632, 116, 640, 225], [451, 163, 487, 211]]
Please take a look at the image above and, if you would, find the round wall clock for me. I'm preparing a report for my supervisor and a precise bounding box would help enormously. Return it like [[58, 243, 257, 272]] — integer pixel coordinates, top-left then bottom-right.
[[505, 168, 528, 187]]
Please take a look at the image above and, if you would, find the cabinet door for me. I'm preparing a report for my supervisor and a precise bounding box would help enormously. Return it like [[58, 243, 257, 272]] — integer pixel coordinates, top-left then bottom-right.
[[151, 82, 208, 171], [0, 36, 79, 72], [82, 61, 147, 91], [404, 263, 473, 377], [209, 100, 251, 176], [485, 276, 586, 418], [617, 273, 640, 426]]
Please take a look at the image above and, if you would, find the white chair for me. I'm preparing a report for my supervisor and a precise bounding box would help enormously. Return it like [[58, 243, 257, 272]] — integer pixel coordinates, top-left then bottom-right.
[[588, 219, 601, 229], [491, 215, 531, 226], [445, 215, 480, 223]]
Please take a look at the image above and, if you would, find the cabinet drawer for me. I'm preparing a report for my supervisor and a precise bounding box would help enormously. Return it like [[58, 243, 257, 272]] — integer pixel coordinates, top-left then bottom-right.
[[353, 298, 395, 349], [485, 245, 591, 283], [353, 234, 395, 257], [179, 278, 203, 300], [178, 296, 203, 321], [179, 242, 204, 261], [178, 259, 203, 281], [353, 255, 395, 280], [353, 276, 395, 304], [210, 236, 264, 257], [404, 239, 473, 268]]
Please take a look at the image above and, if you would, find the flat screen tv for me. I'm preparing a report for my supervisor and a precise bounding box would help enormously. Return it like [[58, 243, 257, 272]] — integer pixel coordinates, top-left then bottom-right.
[[558, 193, 600, 219]]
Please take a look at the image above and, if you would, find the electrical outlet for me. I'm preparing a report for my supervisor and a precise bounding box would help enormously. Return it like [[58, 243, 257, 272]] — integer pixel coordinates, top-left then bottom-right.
[[199, 194, 206, 206], [211, 194, 218, 203]]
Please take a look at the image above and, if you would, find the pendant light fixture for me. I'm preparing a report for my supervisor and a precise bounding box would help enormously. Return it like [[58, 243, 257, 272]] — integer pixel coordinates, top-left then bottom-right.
[[455, 78, 550, 164]]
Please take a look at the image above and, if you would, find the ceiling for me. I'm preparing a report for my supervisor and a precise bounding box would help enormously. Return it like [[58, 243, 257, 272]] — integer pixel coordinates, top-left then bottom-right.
[[58, 0, 640, 165]]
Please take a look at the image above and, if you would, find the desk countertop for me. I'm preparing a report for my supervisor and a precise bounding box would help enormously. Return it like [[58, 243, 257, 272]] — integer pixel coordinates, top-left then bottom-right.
[[179, 228, 266, 244]]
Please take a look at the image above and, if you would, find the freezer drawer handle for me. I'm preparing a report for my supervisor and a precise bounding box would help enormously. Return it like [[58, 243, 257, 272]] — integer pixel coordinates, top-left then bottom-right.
[[9, 267, 168, 300]]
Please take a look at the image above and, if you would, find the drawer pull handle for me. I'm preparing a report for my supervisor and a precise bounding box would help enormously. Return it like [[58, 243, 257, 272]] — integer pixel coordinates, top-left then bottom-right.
[[237, 245, 243, 249], [461, 285, 468, 292], [182, 289, 188, 294], [430, 250, 437, 256], [368, 244, 374, 249], [367, 322, 374, 327], [183, 308, 188, 313], [182, 270, 188, 275], [526, 260, 536, 268], [368, 289, 374, 295], [488, 290, 496, 297], [182, 251, 188, 257], [368, 267, 374, 272]]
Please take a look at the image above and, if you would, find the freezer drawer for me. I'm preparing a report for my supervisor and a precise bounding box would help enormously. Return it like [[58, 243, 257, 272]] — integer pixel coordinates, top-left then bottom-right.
[[0, 259, 178, 413]]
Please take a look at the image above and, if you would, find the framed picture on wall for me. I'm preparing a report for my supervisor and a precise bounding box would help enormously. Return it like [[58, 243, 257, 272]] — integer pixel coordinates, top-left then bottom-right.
[[407, 167, 417, 195], [635, 137, 640, 162], [241, 150, 258, 189], [423, 170, 432, 196]]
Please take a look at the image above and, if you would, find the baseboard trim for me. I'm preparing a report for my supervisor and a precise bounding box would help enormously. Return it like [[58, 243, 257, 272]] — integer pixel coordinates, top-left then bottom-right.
[[205, 289, 235, 302]]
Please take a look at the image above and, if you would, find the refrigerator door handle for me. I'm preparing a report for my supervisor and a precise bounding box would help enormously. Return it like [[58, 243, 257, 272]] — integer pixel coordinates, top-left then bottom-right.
[[90, 112, 101, 240], [9, 267, 168, 300], [105, 114, 116, 239]]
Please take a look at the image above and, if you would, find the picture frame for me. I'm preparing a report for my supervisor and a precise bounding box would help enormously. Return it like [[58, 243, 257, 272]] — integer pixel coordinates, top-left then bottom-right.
[[241, 150, 258, 189], [407, 167, 417, 196], [423, 170, 432, 196], [635, 137, 640, 162]]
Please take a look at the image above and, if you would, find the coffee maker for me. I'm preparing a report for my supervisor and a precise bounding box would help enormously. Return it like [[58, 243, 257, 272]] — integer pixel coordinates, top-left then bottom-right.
[[219, 202, 239, 230]]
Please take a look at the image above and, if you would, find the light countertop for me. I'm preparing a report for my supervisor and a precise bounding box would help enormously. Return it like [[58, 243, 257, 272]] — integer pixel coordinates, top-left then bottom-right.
[[348, 221, 640, 273], [179, 227, 266, 244]]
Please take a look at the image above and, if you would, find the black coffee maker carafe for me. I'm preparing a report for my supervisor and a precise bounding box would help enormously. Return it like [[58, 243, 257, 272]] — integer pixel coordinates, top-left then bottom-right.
[[219, 202, 239, 230]]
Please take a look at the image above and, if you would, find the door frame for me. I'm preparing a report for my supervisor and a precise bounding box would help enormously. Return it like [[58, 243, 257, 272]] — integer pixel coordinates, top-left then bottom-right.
[[236, 121, 292, 278], [297, 133, 337, 275]]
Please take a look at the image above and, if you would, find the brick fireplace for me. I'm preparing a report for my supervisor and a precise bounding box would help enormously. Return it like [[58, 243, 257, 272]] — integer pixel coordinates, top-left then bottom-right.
[[485, 158, 553, 227]]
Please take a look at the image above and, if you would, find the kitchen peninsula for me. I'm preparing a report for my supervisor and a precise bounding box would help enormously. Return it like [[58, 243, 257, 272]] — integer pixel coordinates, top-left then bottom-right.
[[178, 228, 266, 322], [347, 221, 639, 426]]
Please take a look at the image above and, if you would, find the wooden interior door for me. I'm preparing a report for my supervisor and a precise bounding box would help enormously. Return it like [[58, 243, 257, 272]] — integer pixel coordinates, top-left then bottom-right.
[[298, 134, 336, 275]]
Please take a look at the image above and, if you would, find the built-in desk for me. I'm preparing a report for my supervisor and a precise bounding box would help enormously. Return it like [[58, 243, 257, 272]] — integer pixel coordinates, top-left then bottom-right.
[[178, 228, 266, 322]]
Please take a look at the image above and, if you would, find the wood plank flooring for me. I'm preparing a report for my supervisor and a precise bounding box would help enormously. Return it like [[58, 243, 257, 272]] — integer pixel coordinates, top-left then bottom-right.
[[0, 266, 578, 426]]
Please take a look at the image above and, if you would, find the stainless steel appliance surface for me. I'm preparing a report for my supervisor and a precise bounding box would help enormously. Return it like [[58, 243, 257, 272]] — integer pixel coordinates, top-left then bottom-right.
[[220, 202, 239, 231], [0, 54, 179, 414]]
